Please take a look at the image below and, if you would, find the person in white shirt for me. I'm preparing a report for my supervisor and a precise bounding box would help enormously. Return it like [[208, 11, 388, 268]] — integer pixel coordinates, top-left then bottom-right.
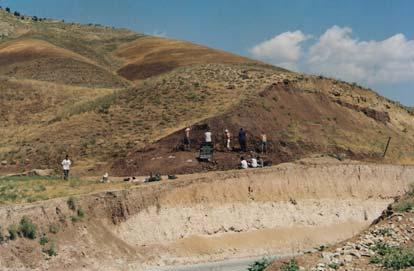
[[204, 128, 212, 146], [250, 157, 258, 168], [61, 155, 72, 180], [261, 132, 267, 153], [240, 157, 248, 169], [184, 127, 191, 151], [224, 129, 231, 151]]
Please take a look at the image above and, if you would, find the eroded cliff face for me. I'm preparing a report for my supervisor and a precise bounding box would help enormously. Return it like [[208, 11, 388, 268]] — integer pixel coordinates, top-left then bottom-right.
[[0, 159, 413, 270]]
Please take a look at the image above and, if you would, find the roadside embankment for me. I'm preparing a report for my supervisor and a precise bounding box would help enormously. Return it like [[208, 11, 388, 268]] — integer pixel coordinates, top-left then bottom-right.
[[0, 159, 413, 270]]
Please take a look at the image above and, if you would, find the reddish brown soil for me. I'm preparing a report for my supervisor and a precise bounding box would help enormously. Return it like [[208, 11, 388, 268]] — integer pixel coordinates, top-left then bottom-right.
[[117, 61, 179, 80], [111, 83, 383, 176]]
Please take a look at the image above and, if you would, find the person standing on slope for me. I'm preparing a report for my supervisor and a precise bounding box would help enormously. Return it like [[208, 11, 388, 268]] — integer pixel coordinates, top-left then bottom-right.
[[261, 132, 267, 153], [224, 129, 231, 151], [238, 128, 247, 152], [184, 127, 191, 151], [61, 155, 72, 181], [204, 127, 212, 147]]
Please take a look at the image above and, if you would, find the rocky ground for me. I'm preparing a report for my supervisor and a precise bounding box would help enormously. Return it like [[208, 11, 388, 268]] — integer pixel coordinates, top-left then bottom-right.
[[268, 194, 414, 271]]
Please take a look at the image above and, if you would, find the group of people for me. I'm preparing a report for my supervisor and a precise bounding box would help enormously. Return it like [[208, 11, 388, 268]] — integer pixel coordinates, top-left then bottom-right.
[[184, 126, 268, 153], [239, 155, 264, 169], [60, 126, 269, 180]]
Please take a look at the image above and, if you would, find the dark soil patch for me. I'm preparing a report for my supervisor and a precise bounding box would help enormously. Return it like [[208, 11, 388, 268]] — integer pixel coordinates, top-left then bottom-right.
[[117, 61, 178, 80], [111, 83, 383, 176]]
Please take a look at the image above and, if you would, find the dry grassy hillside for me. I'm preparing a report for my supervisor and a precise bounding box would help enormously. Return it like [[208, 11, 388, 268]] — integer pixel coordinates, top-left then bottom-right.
[[114, 36, 260, 80], [0, 8, 413, 175]]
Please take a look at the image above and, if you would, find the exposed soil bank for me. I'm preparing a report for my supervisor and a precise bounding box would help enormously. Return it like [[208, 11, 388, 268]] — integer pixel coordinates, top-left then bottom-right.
[[0, 159, 413, 270]]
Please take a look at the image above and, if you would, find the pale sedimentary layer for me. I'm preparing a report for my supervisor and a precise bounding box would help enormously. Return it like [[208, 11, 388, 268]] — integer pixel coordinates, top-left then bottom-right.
[[0, 160, 413, 270], [117, 199, 387, 245]]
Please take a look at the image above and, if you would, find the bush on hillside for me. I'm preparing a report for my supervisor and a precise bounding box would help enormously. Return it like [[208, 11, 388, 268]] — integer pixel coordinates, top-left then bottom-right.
[[370, 245, 414, 270], [39, 234, 49, 246], [248, 257, 273, 271], [77, 208, 85, 218], [42, 242, 57, 257], [49, 224, 60, 234], [0, 226, 4, 243], [281, 259, 299, 271], [19, 216, 37, 239], [67, 197, 76, 211], [382, 248, 414, 270], [8, 224, 18, 240], [5, 7, 10, 13]]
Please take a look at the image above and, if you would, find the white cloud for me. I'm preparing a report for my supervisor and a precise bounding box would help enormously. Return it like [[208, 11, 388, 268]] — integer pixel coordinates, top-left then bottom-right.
[[249, 31, 310, 70], [307, 25, 414, 84], [250, 26, 414, 84]]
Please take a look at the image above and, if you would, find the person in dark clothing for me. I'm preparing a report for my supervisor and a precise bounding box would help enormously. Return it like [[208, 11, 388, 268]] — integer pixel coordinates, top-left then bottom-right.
[[238, 128, 247, 152]]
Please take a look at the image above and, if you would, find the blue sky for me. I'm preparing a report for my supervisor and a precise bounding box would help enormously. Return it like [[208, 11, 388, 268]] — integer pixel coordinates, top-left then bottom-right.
[[1, 0, 413, 105]]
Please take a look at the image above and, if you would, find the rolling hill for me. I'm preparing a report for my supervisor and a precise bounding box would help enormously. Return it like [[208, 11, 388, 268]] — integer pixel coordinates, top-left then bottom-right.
[[0, 8, 413, 176]]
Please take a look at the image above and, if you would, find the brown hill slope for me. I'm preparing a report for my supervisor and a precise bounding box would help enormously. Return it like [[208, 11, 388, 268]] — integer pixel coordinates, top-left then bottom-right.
[[113, 72, 414, 175], [0, 8, 413, 175], [0, 38, 127, 88], [114, 36, 261, 80]]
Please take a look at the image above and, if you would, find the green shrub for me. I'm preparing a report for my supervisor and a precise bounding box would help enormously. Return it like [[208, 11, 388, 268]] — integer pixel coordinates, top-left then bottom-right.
[[8, 224, 18, 240], [382, 248, 414, 270], [19, 216, 37, 239], [42, 242, 57, 257], [328, 263, 339, 270], [369, 244, 414, 270], [71, 215, 81, 223], [393, 201, 414, 212], [49, 224, 60, 234], [77, 208, 85, 218], [370, 255, 382, 264], [39, 234, 49, 246], [281, 259, 299, 271], [0, 226, 4, 243], [378, 228, 392, 236], [248, 257, 273, 271], [373, 241, 393, 256], [67, 197, 76, 211]]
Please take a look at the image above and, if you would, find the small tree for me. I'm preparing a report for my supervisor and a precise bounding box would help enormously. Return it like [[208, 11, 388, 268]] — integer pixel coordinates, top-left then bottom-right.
[[13, 11, 20, 17], [5, 7, 10, 13]]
